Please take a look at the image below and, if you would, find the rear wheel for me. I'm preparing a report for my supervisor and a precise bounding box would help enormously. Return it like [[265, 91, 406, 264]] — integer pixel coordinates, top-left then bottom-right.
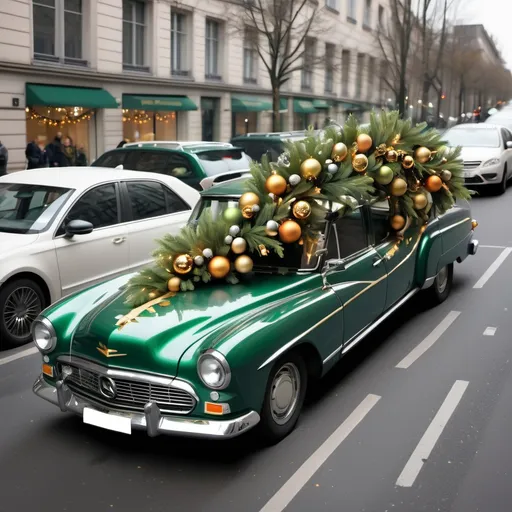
[[425, 263, 453, 305], [0, 279, 45, 349]]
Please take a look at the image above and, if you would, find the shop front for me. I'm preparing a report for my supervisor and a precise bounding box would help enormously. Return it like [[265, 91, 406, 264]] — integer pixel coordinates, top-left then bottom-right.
[[231, 95, 289, 136], [293, 99, 318, 130], [122, 95, 198, 142], [25, 83, 118, 164]]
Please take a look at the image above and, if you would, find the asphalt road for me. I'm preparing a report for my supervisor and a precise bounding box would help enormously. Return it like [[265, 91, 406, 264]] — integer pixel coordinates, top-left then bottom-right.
[[1, 188, 512, 512]]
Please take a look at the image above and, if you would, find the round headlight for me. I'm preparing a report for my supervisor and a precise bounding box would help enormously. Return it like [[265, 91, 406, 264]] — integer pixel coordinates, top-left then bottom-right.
[[32, 318, 57, 353], [197, 350, 231, 390]]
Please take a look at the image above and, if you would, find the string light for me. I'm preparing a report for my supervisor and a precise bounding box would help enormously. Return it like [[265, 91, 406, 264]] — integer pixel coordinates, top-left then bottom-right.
[[122, 109, 176, 124], [26, 107, 95, 126]]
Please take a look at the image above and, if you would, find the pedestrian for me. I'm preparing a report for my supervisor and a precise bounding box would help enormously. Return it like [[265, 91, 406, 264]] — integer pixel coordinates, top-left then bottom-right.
[[25, 135, 49, 169], [0, 140, 7, 176], [61, 136, 77, 166], [46, 131, 62, 166], [75, 144, 88, 166]]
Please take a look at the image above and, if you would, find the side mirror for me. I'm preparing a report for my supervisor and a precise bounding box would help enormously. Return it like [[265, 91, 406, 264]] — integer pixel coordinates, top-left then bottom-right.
[[506, 141, 512, 149], [321, 258, 344, 289], [64, 219, 94, 238]]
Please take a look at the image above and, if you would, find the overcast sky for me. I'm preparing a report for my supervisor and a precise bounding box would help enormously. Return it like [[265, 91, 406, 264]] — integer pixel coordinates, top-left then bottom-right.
[[460, 0, 512, 69]]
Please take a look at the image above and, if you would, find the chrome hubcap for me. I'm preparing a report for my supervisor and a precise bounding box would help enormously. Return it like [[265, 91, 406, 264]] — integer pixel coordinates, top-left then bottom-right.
[[436, 266, 449, 294], [270, 362, 300, 425], [3, 287, 42, 339]]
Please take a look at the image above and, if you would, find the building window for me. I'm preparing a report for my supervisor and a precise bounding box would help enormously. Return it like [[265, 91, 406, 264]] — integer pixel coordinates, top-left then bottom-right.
[[347, 0, 357, 21], [326, 0, 338, 10], [341, 49, 350, 96], [123, 0, 147, 70], [205, 19, 221, 79], [301, 38, 315, 91], [356, 53, 365, 97], [363, 0, 372, 28], [367, 57, 375, 100], [325, 43, 335, 93], [243, 29, 258, 83], [32, 0, 85, 64], [378, 5, 384, 25], [171, 11, 188, 76]]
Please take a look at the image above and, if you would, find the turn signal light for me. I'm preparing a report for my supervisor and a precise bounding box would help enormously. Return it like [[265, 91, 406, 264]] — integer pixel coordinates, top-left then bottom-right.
[[471, 219, 478, 230], [204, 402, 231, 415], [42, 363, 53, 377]]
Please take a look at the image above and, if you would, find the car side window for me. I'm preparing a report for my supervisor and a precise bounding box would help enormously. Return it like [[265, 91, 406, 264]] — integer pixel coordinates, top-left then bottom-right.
[[334, 209, 368, 260], [93, 151, 127, 168], [129, 151, 170, 173], [126, 181, 167, 220], [164, 186, 190, 213], [58, 183, 119, 234], [370, 201, 391, 244], [167, 155, 202, 190]]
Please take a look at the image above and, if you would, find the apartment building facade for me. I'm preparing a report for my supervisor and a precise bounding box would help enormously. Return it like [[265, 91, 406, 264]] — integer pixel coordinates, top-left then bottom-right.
[[0, 0, 390, 171]]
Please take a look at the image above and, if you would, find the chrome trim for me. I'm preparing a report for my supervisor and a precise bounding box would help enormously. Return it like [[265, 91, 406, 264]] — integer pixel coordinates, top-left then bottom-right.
[[197, 349, 232, 390], [429, 217, 471, 239], [31, 316, 57, 354], [33, 376, 259, 439], [469, 239, 479, 255], [57, 355, 199, 402], [421, 276, 436, 290]]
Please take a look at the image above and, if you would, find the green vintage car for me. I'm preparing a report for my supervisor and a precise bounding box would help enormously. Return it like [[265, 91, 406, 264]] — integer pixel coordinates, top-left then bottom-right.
[[31, 177, 478, 442]]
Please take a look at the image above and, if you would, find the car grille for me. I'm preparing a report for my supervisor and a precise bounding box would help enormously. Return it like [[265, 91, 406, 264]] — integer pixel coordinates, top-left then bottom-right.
[[463, 161, 481, 169], [464, 175, 484, 184], [63, 364, 196, 414]]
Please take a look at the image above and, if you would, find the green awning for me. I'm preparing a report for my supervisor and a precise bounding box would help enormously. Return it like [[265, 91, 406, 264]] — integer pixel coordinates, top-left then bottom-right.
[[293, 99, 318, 113], [231, 95, 272, 112], [312, 99, 331, 109], [122, 95, 197, 111], [339, 101, 362, 110], [26, 84, 118, 108]]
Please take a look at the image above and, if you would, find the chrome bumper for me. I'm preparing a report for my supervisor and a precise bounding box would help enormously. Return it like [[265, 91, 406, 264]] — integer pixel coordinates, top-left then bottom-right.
[[33, 375, 260, 439], [468, 239, 479, 256]]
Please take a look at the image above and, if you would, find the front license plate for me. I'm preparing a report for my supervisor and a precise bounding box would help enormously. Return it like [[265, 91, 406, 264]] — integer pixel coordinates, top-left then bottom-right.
[[463, 171, 472, 178], [83, 407, 132, 434]]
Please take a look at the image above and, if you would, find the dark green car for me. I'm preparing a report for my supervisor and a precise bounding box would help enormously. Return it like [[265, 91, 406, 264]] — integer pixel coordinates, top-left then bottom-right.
[[92, 142, 252, 190]]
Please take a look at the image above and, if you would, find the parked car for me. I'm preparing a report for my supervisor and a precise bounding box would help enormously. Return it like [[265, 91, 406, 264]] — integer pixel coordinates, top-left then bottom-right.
[[91, 141, 252, 190], [443, 123, 512, 194], [32, 179, 478, 442], [0, 168, 199, 348]]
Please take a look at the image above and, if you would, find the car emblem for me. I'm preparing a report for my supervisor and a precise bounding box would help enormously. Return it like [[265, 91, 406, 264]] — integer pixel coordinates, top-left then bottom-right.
[[99, 376, 117, 399], [96, 342, 126, 358]]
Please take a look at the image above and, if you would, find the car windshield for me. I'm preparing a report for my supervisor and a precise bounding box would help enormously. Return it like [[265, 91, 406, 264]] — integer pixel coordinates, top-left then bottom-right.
[[444, 128, 500, 148], [195, 149, 252, 176], [232, 140, 286, 162], [0, 183, 73, 234], [191, 197, 328, 271]]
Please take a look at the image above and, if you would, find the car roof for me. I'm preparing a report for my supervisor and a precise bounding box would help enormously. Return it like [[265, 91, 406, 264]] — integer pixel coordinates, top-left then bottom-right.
[[232, 131, 311, 141], [0, 167, 176, 189], [200, 178, 248, 197], [121, 141, 238, 153], [449, 123, 500, 130]]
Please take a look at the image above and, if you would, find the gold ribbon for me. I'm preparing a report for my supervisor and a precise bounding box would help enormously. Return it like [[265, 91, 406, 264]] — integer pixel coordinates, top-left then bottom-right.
[[116, 292, 175, 330]]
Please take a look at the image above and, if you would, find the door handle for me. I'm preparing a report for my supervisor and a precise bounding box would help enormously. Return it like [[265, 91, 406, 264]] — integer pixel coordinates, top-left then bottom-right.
[[112, 236, 126, 244], [373, 256, 383, 267]]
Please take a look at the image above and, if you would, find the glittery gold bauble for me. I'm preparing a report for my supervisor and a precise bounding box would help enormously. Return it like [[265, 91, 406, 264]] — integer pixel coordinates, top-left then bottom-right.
[[173, 254, 193, 274], [414, 146, 431, 164], [234, 255, 253, 274], [402, 155, 415, 169], [390, 177, 408, 196], [239, 192, 260, 209], [167, 277, 181, 292], [278, 220, 302, 243], [425, 175, 443, 192], [352, 154, 369, 173], [231, 237, 247, 254], [331, 142, 348, 162], [292, 200, 312, 219], [265, 174, 288, 196], [413, 193, 428, 210], [242, 205, 254, 219], [300, 158, 322, 179], [390, 215, 406, 231], [386, 150, 398, 163], [441, 170, 452, 182], [208, 256, 231, 279], [356, 134, 373, 152]]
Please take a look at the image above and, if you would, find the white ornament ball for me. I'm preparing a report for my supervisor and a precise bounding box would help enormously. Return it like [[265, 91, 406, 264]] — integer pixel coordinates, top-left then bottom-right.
[[229, 225, 240, 237], [224, 235, 233, 245], [268, 193, 276, 200], [325, 159, 333, 165], [252, 204, 260, 213], [265, 220, 279, 236], [327, 163, 339, 174], [194, 255, 204, 266], [202, 248, 213, 259], [289, 174, 301, 186]]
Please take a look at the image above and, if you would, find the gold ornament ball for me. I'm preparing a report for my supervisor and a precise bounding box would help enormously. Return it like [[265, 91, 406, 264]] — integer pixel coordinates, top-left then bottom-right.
[[441, 170, 452, 182], [425, 175, 443, 192], [265, 174, 288, 196], [414, 146, 432, 164], [167, 277, 182, 292], [390, 177, 408, 196], [402, 155, 415, 169], [231, 237, 247, 254], [300, 158, 322, 180], [357, 133, 373, 153], [292, 200, 312, 220], [239, 192, 260, 209], [386, 149, 398, 163], [242, 205, 254, 219], [353, 154, 369, 173], [234, 255, 254, 274], [413, 193, 428, 210], [279, 220, 302, 243], [331, 142, 348, 162], [208, 256, 231, 279], [375, 165, 394, 185], [173, 253, 193, 275], [390, 215, 406, 231]]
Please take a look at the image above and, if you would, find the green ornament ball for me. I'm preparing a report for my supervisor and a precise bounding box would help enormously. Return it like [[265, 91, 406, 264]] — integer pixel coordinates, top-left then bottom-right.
[[223, 207, 243, 224], [375, 165, 394, 185]]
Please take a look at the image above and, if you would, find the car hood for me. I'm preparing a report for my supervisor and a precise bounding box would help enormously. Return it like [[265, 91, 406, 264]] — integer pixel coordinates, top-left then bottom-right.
[[68, 273, 318, 376], [0, 233, 40, 259], [459, 146, 500, 163]]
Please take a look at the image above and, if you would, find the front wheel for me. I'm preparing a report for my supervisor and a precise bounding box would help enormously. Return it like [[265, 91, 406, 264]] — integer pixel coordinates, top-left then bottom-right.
[[425, 263, 453, 305], [258, 352, 307, 444], [493, 167, 507, 195]]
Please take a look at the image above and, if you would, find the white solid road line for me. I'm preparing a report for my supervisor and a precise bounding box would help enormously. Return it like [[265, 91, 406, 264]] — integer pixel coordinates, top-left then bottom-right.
[[480, 245, 508, 249], [259, 394, 381, 512], [483, 327, 497, 336], [474, 247, 512, 289], [396, 311, 460, 369], [0, 346, 39, 366], [396, 380, 469, 488]]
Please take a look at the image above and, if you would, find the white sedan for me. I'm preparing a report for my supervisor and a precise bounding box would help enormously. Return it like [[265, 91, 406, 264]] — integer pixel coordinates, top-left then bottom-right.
[[0, 167, 199, 348]]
